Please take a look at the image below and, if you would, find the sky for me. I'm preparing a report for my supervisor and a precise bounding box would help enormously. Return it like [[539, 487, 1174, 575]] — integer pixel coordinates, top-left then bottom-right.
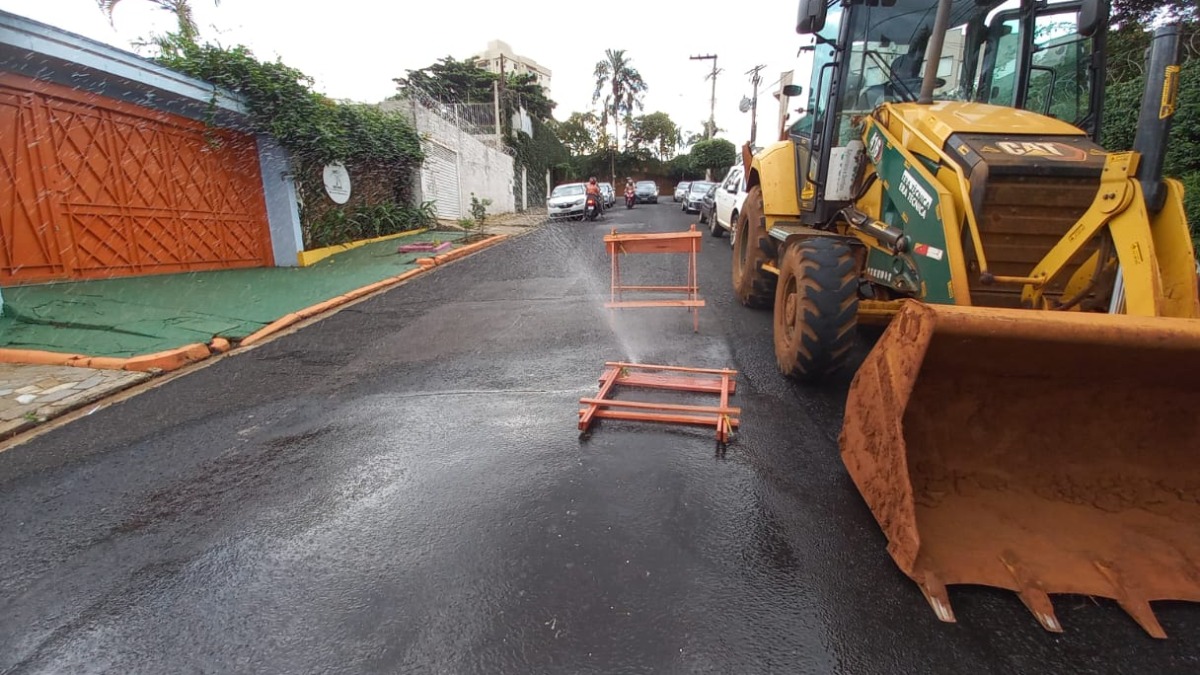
[[0, 0, 812, 147]]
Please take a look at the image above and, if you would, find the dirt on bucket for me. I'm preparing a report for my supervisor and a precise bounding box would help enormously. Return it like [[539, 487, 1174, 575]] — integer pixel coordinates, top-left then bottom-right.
[[840, 300, 1200, 637]]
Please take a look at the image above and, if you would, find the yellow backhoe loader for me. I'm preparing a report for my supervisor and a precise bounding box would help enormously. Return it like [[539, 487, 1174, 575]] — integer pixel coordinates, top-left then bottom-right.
[[733, 0, 1200, 636]]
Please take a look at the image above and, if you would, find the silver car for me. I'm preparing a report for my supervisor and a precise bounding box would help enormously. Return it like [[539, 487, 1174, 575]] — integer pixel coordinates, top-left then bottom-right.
[[599, 182, 615, 208], [681, 181, 716, 213], [547, 183, 587, 219]]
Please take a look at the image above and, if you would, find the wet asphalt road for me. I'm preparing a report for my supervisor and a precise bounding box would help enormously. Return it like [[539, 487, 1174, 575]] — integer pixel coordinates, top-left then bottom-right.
[[2, 200, 1199, 674]]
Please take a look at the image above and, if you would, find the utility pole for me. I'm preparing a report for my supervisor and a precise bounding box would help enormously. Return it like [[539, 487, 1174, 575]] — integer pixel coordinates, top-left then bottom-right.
[[690, 54, 719, 139], [497, 54, 506, 139], [746, 64, 766, 146]]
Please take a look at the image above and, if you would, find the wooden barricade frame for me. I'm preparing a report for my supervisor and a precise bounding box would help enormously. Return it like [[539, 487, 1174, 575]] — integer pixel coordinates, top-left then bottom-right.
[[578, 362, 740, 443], [604, 225, 704, 332]]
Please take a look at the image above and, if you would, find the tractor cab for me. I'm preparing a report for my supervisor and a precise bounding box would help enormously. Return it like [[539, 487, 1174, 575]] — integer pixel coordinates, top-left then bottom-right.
[[789, 0, 1107, 224]]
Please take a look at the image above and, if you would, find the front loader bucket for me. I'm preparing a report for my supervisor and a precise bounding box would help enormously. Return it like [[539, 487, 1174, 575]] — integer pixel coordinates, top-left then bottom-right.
[[841, 301, 1200, 637]]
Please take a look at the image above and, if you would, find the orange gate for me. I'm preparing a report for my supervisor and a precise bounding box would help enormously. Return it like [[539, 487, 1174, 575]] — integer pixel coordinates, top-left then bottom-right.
[[0, 72, 273, 283]]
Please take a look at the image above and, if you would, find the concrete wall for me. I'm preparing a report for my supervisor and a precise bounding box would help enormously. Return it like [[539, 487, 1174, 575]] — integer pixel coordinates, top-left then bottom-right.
[[456, 123, 516, 215], [383, 98, 516, 217]]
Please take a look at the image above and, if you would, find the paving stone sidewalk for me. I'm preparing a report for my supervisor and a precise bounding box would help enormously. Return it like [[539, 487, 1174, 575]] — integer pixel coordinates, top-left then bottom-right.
[[0, 364, 150, 437]]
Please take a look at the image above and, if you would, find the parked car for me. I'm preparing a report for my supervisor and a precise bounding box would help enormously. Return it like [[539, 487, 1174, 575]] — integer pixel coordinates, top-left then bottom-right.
[[673, 181, 690, 202], [599, 182, 615, 208], [681, 180, 715, 214], [697, 183, 719, 225], [634, 180, 659, 204], [547, 182, 587, 220], [712, 166, 748, 241]]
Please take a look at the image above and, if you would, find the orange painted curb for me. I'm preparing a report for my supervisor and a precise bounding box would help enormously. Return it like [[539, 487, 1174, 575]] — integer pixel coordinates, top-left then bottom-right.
[[416, 234, 508, 268], [0, 342, 213, 373]]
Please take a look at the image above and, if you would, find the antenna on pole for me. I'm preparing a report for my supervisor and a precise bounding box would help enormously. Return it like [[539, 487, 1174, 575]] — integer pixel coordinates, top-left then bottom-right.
[[689, 54, 719, 140]]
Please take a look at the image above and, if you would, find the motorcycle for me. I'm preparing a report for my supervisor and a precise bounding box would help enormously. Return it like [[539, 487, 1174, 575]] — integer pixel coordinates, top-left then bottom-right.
[[625, 189, 635, 209], [583, 193, 602, 221]]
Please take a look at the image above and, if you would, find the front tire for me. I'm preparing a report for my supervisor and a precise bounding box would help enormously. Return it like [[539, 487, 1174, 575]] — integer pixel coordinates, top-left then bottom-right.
[[773, 238, 859, 382], [731, 186, 776, 308], [709, 214, 723, 236]]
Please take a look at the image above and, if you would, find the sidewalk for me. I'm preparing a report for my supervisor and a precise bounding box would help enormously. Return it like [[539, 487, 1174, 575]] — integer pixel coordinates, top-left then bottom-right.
[[0, 363, 149, 437], [0, 231, 465, 358]]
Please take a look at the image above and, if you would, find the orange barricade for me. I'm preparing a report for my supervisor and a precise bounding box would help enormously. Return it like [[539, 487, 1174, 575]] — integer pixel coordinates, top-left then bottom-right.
[[579, 362, 740, 443], [604, 225, 704, 332]]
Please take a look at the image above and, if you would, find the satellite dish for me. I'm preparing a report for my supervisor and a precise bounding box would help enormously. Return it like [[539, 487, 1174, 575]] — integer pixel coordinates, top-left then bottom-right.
[[738, 96, 752, 113]]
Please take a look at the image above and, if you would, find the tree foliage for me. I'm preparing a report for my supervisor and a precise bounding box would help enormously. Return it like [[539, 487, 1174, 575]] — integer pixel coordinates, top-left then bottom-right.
[[97, 0, 216, 41], [689, 138, 737, 173], [628, 112, 681, 160], [552, 111, 602, 156], [505, 72, 556, 121], [393, 56, 497, 106], [1110, 0, 1196, 28], [392, 57, 557, 121], [592, 49, 648, 151], [155, 37, 422, 169], [1102, 20, 1199, 238]]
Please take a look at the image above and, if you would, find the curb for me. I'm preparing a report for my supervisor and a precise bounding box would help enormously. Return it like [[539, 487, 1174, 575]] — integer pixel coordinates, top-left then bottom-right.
[[0, 343, 212, 373], [296, 228, 429, 267], [415, 234, 508, 268], [237, 268, 423, 347], [0, 234, 510, 374], [244, 234, 508, 345]]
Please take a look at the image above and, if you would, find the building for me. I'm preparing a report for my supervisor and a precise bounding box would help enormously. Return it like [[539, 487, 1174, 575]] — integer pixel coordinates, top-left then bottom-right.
[[472, 40, 551, 95]]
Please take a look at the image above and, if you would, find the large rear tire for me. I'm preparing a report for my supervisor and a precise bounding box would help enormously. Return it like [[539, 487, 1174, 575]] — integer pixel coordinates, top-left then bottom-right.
[[731, 186, 776, 308], [773, 237, 859, 382]]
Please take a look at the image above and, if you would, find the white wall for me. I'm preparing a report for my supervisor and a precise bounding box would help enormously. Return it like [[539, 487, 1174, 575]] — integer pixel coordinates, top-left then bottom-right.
[[456, 128, 516, 215], [383, 98, 516, 218]]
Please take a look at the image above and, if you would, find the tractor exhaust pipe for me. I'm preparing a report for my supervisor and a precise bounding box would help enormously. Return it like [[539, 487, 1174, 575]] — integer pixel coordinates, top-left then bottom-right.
[[918, 0, 954, 104], [1132, 24, 1182, 213]]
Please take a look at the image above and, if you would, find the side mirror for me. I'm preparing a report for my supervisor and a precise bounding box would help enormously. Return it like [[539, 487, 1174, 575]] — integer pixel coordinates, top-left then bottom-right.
[[1078, 0, 1107, 37], [796, 0, 827, 34], [782, 84, 804, 97]]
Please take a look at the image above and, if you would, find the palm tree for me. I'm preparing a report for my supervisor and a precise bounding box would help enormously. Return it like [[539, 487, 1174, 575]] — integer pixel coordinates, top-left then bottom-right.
[[592, 49, 647, 153], [96, 0, 218, 40]]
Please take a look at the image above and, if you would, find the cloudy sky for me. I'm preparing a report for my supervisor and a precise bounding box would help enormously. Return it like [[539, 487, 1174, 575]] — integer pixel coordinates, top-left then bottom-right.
[[0, 0, 811, 146]]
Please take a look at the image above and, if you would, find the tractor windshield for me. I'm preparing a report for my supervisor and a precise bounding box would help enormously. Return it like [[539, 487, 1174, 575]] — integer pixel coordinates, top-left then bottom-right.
[[806, 0, 1098, 145], [836, 0, 1095, 119], [794, 0, 1101, 219], [840, 0, 1012, 112]]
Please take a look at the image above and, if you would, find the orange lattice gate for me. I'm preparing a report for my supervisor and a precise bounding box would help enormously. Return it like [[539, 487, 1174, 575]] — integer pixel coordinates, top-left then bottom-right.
[[0, 72, 273, 283]]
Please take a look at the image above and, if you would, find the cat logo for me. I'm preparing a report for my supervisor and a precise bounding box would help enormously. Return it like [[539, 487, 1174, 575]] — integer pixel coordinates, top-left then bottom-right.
[[994, 141, 1087, 162]]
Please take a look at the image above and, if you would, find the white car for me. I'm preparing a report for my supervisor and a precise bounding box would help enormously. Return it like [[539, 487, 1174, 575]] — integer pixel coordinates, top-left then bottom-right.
[[547, 183, 587, 219], [673, 181, 690, 202], [710, 166, 747, 243]]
